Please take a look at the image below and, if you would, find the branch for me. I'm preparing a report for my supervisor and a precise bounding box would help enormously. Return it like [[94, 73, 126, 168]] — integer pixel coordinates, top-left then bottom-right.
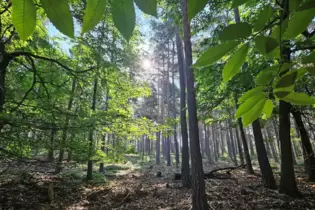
[[8, 51, 96, 74]]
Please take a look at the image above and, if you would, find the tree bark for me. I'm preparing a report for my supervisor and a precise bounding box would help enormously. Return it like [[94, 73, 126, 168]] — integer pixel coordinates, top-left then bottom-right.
[[181, 0, 209, 208], [176, 27, 190, 187], [266, 127, 279, 163], [252, 120, 276, 189], [291, 108, 315, 181]]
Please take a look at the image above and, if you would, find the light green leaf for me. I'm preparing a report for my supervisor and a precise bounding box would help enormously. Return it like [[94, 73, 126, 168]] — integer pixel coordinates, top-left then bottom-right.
[[82, 0, 107, 34], [254, 5, 273, 32], [255, 66, 278, 86], [134, 0, 157, 16], [223, 43, 249, 82], [263, 99, 274, 118], [239, 87, 265, 103], [282, 92, 315, 105], [40, 0, 74, 37], [231, 0, 250, 8], [242, 98, 266, 127], [284, 8, 315, 39], [188, 0, 208, 21], [255, 36, 278, 55], [236, 93, 265, 119], [194, 41, 240, 67], [111, 0, 135, 40], [219, 23, 252, 41], [12, 0, 36, 41]]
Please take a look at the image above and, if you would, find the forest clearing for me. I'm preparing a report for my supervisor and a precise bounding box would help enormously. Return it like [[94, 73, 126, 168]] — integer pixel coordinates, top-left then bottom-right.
[[1, 0, 315, 209]]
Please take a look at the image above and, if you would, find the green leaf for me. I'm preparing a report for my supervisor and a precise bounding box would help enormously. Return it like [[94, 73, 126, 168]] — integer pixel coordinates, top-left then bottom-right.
[[194, 41, 240, 67], [219, 23, 252, 41], [297, 0, 315, 11], [274, 91, 291, 98], [111, 0, 135, 40], [254, 5, 273, 32], [301, 51, 315, 64], [12, 0, 36, 41], [231, 0, 250, 8], [242, 98, 266, 127], [188, 0, 207, 21], [282, 92, 315, 105], [255, 36, 278, 55], [284, 8, 315, 39], [275, 71, 297, 88], [236, 93, 265, 119], [134, 0, 157, 16], [239, 87, 265, 103], [82, 0, 107, 34], [271, 19, 288, 41], [223, 43, 249, 82], [40, 0, 74, 37], [263, 99, 274, 118], [255, 66, 278, 86]]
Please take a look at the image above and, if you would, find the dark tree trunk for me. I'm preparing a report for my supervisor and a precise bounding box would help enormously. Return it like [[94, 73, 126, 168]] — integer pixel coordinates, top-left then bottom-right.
[[0, 43, 10, 113], [252, 120, 276, 189], [278, 0, 300, 197], [235, 127, 244, 165], [292, 108, 315, 181], [176, 27, 190, 187], [181, 0, 209, 208]]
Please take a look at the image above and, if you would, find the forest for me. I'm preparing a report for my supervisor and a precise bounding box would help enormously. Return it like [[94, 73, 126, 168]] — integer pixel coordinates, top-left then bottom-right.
[[1, 0, 315, 209]]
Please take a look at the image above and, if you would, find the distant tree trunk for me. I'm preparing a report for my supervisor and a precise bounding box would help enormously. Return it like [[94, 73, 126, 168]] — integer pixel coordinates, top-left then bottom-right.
[[99, 135, 106, 173], [211, 123, 219, 161], [263, 130, 272, 158], [48, 127, 56, 162], [156, 131, 161, 165], [272, 118, 280, 152], [87, 78, 98, 180], [247, 133, 255, 157], [181, 0, 208, 208], [266, 127, 279, 163], [204, 124, 212, 163], [252, 120, 276, 189], [228, 120, 237, 165], [220, 123, 226, 155], [176, 27, 190, 187], [292, 108, 315, 181], [100, 81, 109, 172], [235, 127, 244, 165]]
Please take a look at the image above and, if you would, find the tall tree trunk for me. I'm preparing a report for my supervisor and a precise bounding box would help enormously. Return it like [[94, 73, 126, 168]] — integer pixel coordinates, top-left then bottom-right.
[[172, 40, 179, 168], [252, 120, 276, 189], [181, 0, 208, 208], [87, 79, 98, 180], [292, 108, 315, 181], [204, 124, 212, 163], [228, 120, 237, 165], [211, 123, 219, 161], [0, 43, 10, 113], [278, 0, 299, 197], [272, 118, 281, 152], [48, 127, 56, 162], [156, 131, 161, 165], [176, 27, 190, 187]]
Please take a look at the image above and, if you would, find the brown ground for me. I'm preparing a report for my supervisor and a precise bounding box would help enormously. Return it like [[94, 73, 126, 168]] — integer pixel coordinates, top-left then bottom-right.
[[1, 159, 315, 210]]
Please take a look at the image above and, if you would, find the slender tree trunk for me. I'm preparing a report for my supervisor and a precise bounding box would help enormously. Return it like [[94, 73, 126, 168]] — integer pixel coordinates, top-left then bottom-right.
[[278, 0, 300, 197], [266, 127, 279, 163], [156, 131, 161, 165], [0, 43, 10, 113], [181, 0, 208, 208], [87, 79, 98, 180], [228, 120, 237, 165], [204, 124, 212, 163], [211, 123, 219, 162], [272, 118, 280, 153], [235, 127, 244, 165], [176, 27, 190, 187], [48, 127, 56, 162], [252, 120, 276, 189], [292, 108, 315, 181]]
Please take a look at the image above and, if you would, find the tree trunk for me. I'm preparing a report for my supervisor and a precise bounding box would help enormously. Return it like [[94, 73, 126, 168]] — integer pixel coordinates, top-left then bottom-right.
[[211, 123, 219, 161], [176, 27, 190, 187], [252, 120, 276, 189], [181, 0, 209, 208], [87, 78, 98, 180], [235, 127, 244, 165], [292, 108, 315, 181], [228, 121, 237, 165], [266, 127, 279, 163], [204, 124, 213, 163], [278, 0, 300, 197], [156, 131, 161, 165], [48, 127, 56, 162]]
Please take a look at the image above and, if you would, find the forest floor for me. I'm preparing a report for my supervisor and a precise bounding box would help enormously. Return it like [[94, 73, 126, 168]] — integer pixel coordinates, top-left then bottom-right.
[[1, 156, 315, 210]]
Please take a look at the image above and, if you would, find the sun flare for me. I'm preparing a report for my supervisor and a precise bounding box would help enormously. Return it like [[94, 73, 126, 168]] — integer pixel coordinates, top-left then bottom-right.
[[142, 59, 152, 69]]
